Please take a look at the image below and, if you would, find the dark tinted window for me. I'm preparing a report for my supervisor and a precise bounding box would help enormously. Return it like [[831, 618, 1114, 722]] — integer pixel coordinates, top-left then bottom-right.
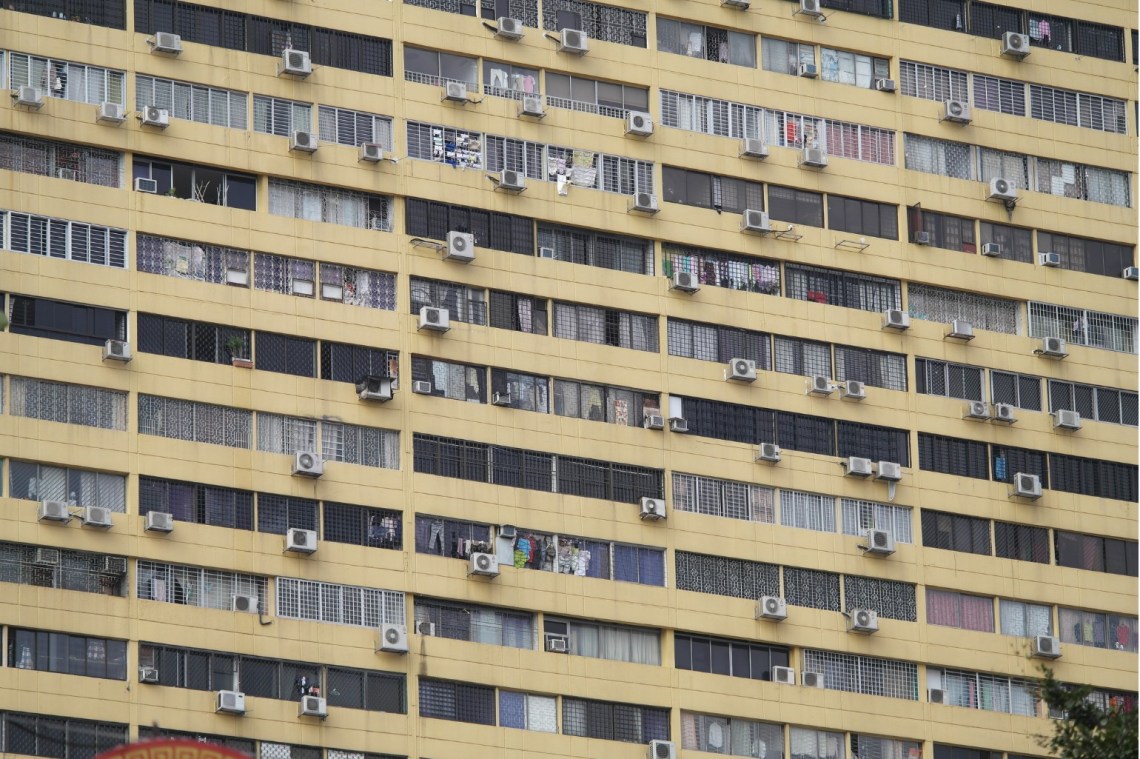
[[9, 296, 125, 347]]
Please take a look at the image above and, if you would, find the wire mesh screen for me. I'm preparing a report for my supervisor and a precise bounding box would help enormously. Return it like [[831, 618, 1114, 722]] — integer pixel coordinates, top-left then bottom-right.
[[909, 284, 1020, 334], [4, 210, 127, 268], [319, 263, 396, 310], [784, 264, 901, 312], [840, 499, 912, 543], [136, 75, 246, 128], [138, 476, 254, 529], [138, 395, 251, 448], [536, 223, 653, 275], [136, 560, 266, 611], [674, 550, 780, 599], [324, 502, 402, 549], [317, 105, 393, 148], [1028, 302, 1137, 353], [899, 60, 968, 102], [276, 577, 405, 627], [9, 377, 127, 430], [834, 346, 907, 390], [0, 131, 120, 187], [803, 649, 918, 700], [0, 542, 127, 596], [843, 575, 917, 620], [2, 712, 128, 759], [136, 233, 248, 283], [672, 473, 775, 521]]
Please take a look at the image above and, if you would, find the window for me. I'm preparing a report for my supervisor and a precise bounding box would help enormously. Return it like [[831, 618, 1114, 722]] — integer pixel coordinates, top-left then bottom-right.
[[909, 284, 1020, 334], [823, 120, 896, 164], [404, 46, 477, 86], [137, 313, 248, 365], [1049, 380, 1138, 426], [483, 60, 539, 100], [256, 494, 317, 535], [323, 502, 400, 550], [552, 302, 658, 351], [317, 105, 392, 148], [978, 221, 1033, 263], [545, 72, 648, 117], [268, 179, 390, 229], [993, 521, 1049, 563], [406, 121, 483, 169], [914, 358, 984, 400], [674, 633, 789, 680], [0, 542, 127, 596], [991, 444, 1047, 486], [8, 296, 124, 347], [820, 48, 889, 88], [851, 736, 924, 759], [672, 473, 775, 522], [821, 0, 891, 18], [1028, 301, 1137, 353], [836, 422, 910, 465], [662, 166, 763, 214], [926, 589, 995, 632], [762, 37, 815, 76], [541, 0, 648, 48], [545, 617, 660, 664], [1055, 531, 1138, 576], [978, 146, 1028, 189], [489, 291, 548, 334], [774, 335, 832, 377], [789, 727, 846, 759], [932, 747, 1001, 759], [1037, 231, 1133, 277], [844, 575, 917, 621], [779, 490, 836, 533], [663, 244, 780, 295], [9, 0, 125, 27], [969, 1, 1023, 39], [319, 343, 398, 387], [138, 476, 253, 529], [657, 18, 756, 67], [411, 277, 486, 325], [404, 0, 540, 28], [899, 60, 969, 102], [682, 712, 785, 757], [1034, 159, 1131, 207], [1, 210, 127, 269], [834, 345, 907, 390], [499, 691, 557, 732], [255, 413, 317, 455], [784, 567, 841, 611], [0, 131, 120, 188], [254, 332, 316, 378], [136, 728, 253, 755], [1058, 608, 1138, 653], [415, 515, 493, 558], [841, 499, 913, 543], [9, 377, 127, 431], [553, 379, 659, 427], [659, 89, 763, 140], [8, 52, 124, 108], [908, 207, 976, 252], [1, 712, 128, 758], [491, 368, 550, 413], [562, 698, 669, 743], [136, 75, 245, 128], [973, 74, 1026, 115], [675, 550, 780, 601], [318, 262, 396, 310], [415, 598, 534, 648], [801, 649, 920, 700], [320, 420, 400, 469], [508, 529, 662, 585], [999, 599, 1052, 637], [133, 157, 255, 209], [135, 560, 265, 610], [405, 197, 534, 255], [767, 185, 824, 227], [827, 195, 898, 239], [252, 95, 311, 136], [537, 223, 652, 275], [8, 629, 127, 680], [921, 510, 991, 554], [9, 461, 125, 512], [929, 668, 1039, 716], [990, 370, 1041, 411], [136, 233, 249, 284], [410, 357, 487, 402], [138, 395, 251, 448], [903, 134, 973, 180], [784, 264, 902, 312], [668, 319, 771, 368], [276, 577, 404, 628]]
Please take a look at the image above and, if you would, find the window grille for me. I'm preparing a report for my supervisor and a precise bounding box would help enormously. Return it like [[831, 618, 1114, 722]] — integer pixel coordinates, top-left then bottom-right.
[[492, 369, 550, 413], [1049, 379, 1138, 426], [931, 668, 1039, 715], [9, 460, 125, 512], [915, 357, 984, 400], [485, 135, 547, 179], [834, 346, 907, 390], [675, 550, 780, 600], [659, 89, 763, 140], [545, 72, 647, 118], [414, 598, 535, 648], [405, 197, 534, 255], [256, 413, 318, 454], [277, 577, 405, 628], [908, 284, 1020, 334], [542, 0, 647, 47], [488, 291, 548, 334], [8, 295, 126, 346], [139, 395, 251, 448], [990, 370, 1042, 410], [137, 727, 253, 755], [252, 253, 313, 295], [260, 745, 322, 759], [552, 302, 659, 351], [785, 263, 901, 312], [773, 335, 832, 378], [410, 356, 487, 402], [911, 209, 977, 252], [319, 262, 396, 310], [1080, 164, 1131, 207], [254, 332, 316, 377], [0, 712, 128, 758], [10, 377, 127, 430], [562, 698, 670, 743], [545, 618, 660, 664], [404, 0, 539, 27], [903, 134, 974, 180], [921, 509, 991, 554], [138, 313, 249, 365], [852, 736, 924, 759], [1, 209, 126, 268], [667, 319, 771, 368], [410, 277, 487, 325], [138, 476, 254, 529], [320, 421, 400, 469], [415, 515, 494, 558], [674, 634, 789, 679], [1028, 301, 1137, 353], [6, 628, 127, 680], [268, 179, 391, 230], [253, 94, 312, 136], [672, 473, 774, 522], [977, 147, 1028, 189], [840, 499, 912, 543], [8, 0, 126, 27], [319, 343, 399, 386], [0, 130, 120, 187], [998, 600, 1050, 637], [137, 233, 248, 283], [420, 678, 496, 725], [789, 727, 846, 759], [256, 493, 317, 535], [9, 52, 126, 105], [973, 75, 1026, 116], [802, 650, 919, 700], [662, 166, 764, 214], [682, 712, 784, 757], [978, 221, 1032, 263], [552, 379, 659, 427], [784, 567, 841, 611], [1049, 454, 1138, 503], [993, 520, 1049, 563], [1059, 607, 1138, 653], [779, 490, 836, 533], [0, 541, 128, 596], [836, 422, 909, 465], [407, 122, 483, 169], [323, 502, 401, 550], [317, 105, 393, 148], [136, 75, 246, 128], [136, 560, 266, 611], [663, 244, 780, 295], [536, 223, 652, 274], [404, 47, 478, 88], [1036, 231, 1134, 278], [499, 691, 557, 732], [844, 575, 917, 620], [820, 47, 889, 88], [657, 18, 756, 67], [926, 588, 995, 632]]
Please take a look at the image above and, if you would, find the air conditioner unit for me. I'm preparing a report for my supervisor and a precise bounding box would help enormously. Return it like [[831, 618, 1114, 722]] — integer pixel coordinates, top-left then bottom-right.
[[102, 339, 132, 362], [630, 192, 659, 214], [876, 461, 902, 482], [1039, 252, 1061, 267], [84, 506, 114, 529], [232, 594, 259, 613], [848, 608, 879, 634], [145, 511, 175, 533], [992, 402, 1017, 423], [671, 271, 699, 293], [1053, 409, 1082, 430], [643, 413, 665, 430], [799, 147, 827, 168], [1123, 266, 1140, 280], [648, 740, 677, 759], [1001, 31, 1031, 59], [418, 306, 451, 332], [964, 401, 991, 420], [446, 231, 476, 262], [741, 138, 768, 159], [928, 688, 947, 704], [845, 456, 873, 478], [1032, 635, 1062, 659], [669, 417, 689, 433], [1037, 336, 1068, 359], [139, 666, 160, 683], [626, 111, 654, 137], [443, 81, 468, 103], [97, 101, 125, 124], [152, 32, 183, 54], [290, 131, 318, 153], [841, 380, 866, 401], [134, 177, 158, 193], [292, 451, 324, 478], [741, 209, 771, 234], [538, 246, 556, 259], [545, 633, 570, 653], [874, 78, 897, 92], [727, 358, 757, 382], [285, 528, 318, 554], [947, 320, 975, 340], [281, 49, 312, 77], [495, 16, 525, 39], [34, 548, 60, 565], [808, 375, 834, 396], [882, 309, 910, 331], [943, 99, 972, 124], [412, 380, 433, 394], [492, 391, 512, 407], [862, 528, 896, 556], [469, 551, 500, 577], [639, 497, 666, 521], [497, 169, 526, 192], [358, 142, 385, 162], [756, 596, 788, 621], [798, 62, 818, 78], [799, 0, 823, 17], [102, 556, 128, 575], [981, 242, 1002, 257], [416, 621, 437, 636], [357, 375, 393, 402], [912, 231, 931, 245], [988, 177, 1018, 203], [756, 443, 781, 463], [519, 95, 545, 118], [802, 671, 825, 688], [12, 85, 44, 109], [1013, 472, 1043, 500], [299, 695, 328, 719], [558, 28, 589, 54], [216, 690, 246, 715], [38, 500, 72, 523], [772, 665, 795, 684], [140, 105, 169, 128], [499, 524, 517, 541], [378, 623, 409, 653]]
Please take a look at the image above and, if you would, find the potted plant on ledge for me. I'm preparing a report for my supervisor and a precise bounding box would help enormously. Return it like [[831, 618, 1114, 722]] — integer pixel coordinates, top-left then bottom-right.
[[226, 336, 252, 368]]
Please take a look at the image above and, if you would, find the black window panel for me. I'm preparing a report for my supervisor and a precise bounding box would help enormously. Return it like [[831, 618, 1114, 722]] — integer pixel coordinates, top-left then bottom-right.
[[1037, 231, 1134, 278], [767, 184, 824, 227], [138, 476, 254, 529], [366, 671, 406, 713], [968, 2, 1023, 38], [1048, 453, 1138, 502], [404, 197, 533, 255], [783, 566, 841, 611], [414, 515, 492, 556], [918, 433, 989, 479], [679, 396, 775, 445], [991, 445, 1048, 487], [776, 411, 836, 456], [255, 332, 316, 377], [9, 296, 126, 346], [900, 0, 966, 30], [1075, 20, 1124, 61], [994, 521, 1049, 563], [933, 746, 1001, 759], [979, 221, 1033, 263], [419, 679, 495, 724], [413, 435, 490, 481], [836, 421, 910, 466], [673, 634, 788, 680], [821, 0, 892, 19], [323, 502, 401, 549], [9, 0, 126, 28], [1055, 531, 1138, 576], [827, 195, 898, 240], [256, 493, 318, 534], [489, 291, 548, 334], [558, 456, 610, 500], [921, 510, 991, 555], [319, 342, 396, 383]]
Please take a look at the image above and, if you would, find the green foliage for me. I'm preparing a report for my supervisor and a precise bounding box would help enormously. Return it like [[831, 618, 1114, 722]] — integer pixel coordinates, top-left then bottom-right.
[[1037, 667, 1138, 759]]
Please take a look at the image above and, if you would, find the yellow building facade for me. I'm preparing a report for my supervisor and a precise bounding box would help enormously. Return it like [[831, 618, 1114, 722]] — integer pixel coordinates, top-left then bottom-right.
[[0, 1, 1136, 758]]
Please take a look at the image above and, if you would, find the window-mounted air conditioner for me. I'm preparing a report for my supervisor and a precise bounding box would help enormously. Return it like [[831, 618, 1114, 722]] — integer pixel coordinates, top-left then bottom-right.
[[1013, 472, 1042, 500], [281, 49, 312, 77], [151, 32, 182, 54], [216, 690, 246, 715], [964, 401, 991, 420], [1001, 31, 1030, 59], [97, 101, 125, 124], [545, 633, 569, 653], [626, 111, 654, 136], [756, 596, 787, 621], [446, 231, 476, 262], [992, 402, 1017, 424], [981, 242, 1002, 257], [756, 443, 781, 463], [418, 306, 451, 332], [145, 511, 175, 533], [874, 78, 896, 92], [292, 451, 324, 478], [848, 608, 879, 634], [558, 28, 589, 54], [359, 142, 385, 162], [845, 457, 873, 478], [862, 529, 895, 556], [639, 497, 666, 521], [290, 131, 318, 153], [671, 271, 698, 293], [358, 375, 393, 402], [139, 666, 160, 683], [103, 339, 132, 362], [83, 506, 114, 529], [741, 209, 771, 234], [469, 552, 500, 577], [798, 62, 818, 78], [299, 695, 328, 719], [643, 413, 665, 430], [519, 95, 545, 118], [629, 192, 659, 214], [140, 105, 170, 128], [495, 17, 525, 39], [1037, 336, 1067, 359], [378, 624, 409, 653], [285, 527, 318, 554], [726, 358, 757, 382], [947, 320, 974, 340]]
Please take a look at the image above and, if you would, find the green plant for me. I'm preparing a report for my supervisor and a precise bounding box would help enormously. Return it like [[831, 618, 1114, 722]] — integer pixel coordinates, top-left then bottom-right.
[[1037, 666, 1138, 759], [225, 336, 247, 358]]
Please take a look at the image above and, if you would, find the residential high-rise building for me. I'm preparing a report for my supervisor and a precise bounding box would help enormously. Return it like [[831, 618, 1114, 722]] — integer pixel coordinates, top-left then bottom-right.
[[0, 2, 1136, 759]]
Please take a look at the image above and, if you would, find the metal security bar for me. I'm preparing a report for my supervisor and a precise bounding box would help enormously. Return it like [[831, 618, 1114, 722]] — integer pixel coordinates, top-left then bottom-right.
[[276, 577, 405, 627], [840, 499, 913, 543], [784, 567, 841, 611], [675, 550, 780, 599], [779, 490, 836, 533], [1, 712, 128, 758], [9, 51, 126, 105], [672, 473, 774, 522], [136, 233, 249, 283], [785, 264, 901, 312], [843, 575, 917, 620], [9, 460, 126, 512], [934, 668, 1039, 715], [268, 179, 392, 230], [410, 277, 487, 325], [137, 75, 247, 128], [9, 377, 127, 430], [414, 599, 535, 648], [138, 395, 252, 448], [541, 0, 646, 46], [0, 131, 120, 187], [803, 650, 919, 700], [1028, 301, 1137, 353], [3, 209, 127, 268], [136, 560, 266, 611], [253, 95, 312, 136], [319, 263, 396, 310], [0, 542, 127, 596], [663, 244, 780, 295], [317, 105, 393, 148], [908, 284, 1020, 334]]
